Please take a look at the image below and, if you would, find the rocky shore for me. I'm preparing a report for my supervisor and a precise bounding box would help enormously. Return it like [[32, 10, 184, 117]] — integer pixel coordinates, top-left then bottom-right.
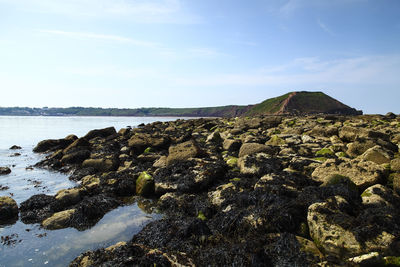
[[2, 114, 400, 266]]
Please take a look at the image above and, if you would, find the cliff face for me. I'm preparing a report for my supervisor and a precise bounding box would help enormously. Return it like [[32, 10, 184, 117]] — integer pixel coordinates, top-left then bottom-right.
[[246, 91, 362, 116]]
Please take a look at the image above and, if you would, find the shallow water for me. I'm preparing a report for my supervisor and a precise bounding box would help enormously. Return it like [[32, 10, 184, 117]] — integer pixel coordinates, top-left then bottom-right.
[[0, 116, 178, 266]]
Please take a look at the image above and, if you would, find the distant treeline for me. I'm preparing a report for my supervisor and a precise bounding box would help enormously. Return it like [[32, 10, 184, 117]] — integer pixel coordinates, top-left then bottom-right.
[[0, 106, 252, 117]]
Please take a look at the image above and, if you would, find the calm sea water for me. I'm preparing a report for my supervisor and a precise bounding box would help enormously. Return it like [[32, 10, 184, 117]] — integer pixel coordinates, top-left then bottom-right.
[[0, 116, 180, 267]]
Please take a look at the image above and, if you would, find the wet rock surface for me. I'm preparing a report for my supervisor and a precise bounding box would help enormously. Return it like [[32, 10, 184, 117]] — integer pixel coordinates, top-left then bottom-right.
[[21, 115, 400, 266]]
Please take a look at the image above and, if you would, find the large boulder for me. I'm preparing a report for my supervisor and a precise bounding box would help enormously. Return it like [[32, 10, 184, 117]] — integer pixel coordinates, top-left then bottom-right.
[[238, 143, 276, 158], [81, 158, 119, 173], [0, 167, 11, 175], [55, 188, 83, 207], [128, 133, 170, 154], [359, 145, 392, 165], [60, 150, 91, 165], [346, 140, 377, 158], [0, 196, 18, 222], [308, 186, 400, 259], [238, 153, 281, 175], [339, 126, 389, 142], [63, 138, 90, 154], [312, 158, 385, 190], [83, 127, 116, 140], [222, 139, 242, 153], [33, 135, 77, 153], [42, 209, 76, 230], [166, 140, 203, 166]]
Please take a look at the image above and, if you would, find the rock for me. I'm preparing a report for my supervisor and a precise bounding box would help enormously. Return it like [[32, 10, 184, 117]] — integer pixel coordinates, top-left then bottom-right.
[[222, 139, 242, 153], [339, 126, 389, 142], [391, 158, 400, 172], [154, 159, 225, 195], [128, 133, 169, 154], [347, 252, 382, 266], [225, 156, 238, 168], [238, 153, 281, 175], [82, 158, 118, 173], [136, 171, 155, 197], [308, 190, 400, 259], [63, 138, 90, 154], [346, 140, 377, 158], [238, 143, 275, 158], [118, 128, 131, 136], [208, 183, 236, 207], [60, 150, 91, 165], [0, 196, 18, 221], [312, 158, 385, 190], [361, 184, 398, 206], [42, 209, 76, 230], [206, 131, 222, 145], [359, 145, 391, 164], [81, 175, 100, 190], [83, 127, 117, 140], [33, 136, 76, 153], [0, 167, 11, 175], [55, 188, 82, 207], [9, 145, 21, 150], [308, 196, 363, 257], [266, 135, 286, 146], [166, 140, 203, 166], [153, 156, 167, 168], [385, 112, 397, 119], [263, 233, 324, 266], [393, 173, 400, 195]]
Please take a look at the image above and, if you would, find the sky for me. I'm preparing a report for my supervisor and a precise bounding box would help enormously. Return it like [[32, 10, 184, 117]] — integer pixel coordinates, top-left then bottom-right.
[[0, 0, 399, 114]]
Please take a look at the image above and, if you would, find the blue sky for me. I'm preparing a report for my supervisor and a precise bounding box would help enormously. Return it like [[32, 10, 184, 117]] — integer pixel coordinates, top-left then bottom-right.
[[0, 0, 399, 114]]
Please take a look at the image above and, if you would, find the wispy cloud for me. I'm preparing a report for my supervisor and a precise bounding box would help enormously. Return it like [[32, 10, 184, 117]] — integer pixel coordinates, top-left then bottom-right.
[[187, 47, 228, 58], [171, 55, 400, 87], [317, 19, 335, 36], [0, 0, 202, 24], [37, 29, 160, 48], [279, 0, 367, 17]]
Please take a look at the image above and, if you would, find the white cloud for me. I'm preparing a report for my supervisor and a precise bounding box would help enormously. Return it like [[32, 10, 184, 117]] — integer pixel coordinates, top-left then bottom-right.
[[37, 29, 160, 48], [0, 0, 202, 24]]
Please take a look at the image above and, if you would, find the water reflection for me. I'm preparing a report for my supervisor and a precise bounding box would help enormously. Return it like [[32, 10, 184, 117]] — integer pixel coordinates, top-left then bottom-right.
[[0, 203, 160, 267]]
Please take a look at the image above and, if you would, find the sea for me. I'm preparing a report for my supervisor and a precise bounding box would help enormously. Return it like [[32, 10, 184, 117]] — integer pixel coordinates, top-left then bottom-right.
[[0, 116, 181, 267]]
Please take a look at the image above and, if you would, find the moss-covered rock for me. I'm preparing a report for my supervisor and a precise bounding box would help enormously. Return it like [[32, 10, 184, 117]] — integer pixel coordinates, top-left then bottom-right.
[[315, 148, 335, 157], [0, 196, 18, 222], [136, 171, 155, 197]]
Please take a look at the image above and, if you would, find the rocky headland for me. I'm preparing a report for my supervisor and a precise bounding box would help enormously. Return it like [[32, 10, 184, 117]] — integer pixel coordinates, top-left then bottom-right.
[[2, 112, 400, 266]]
